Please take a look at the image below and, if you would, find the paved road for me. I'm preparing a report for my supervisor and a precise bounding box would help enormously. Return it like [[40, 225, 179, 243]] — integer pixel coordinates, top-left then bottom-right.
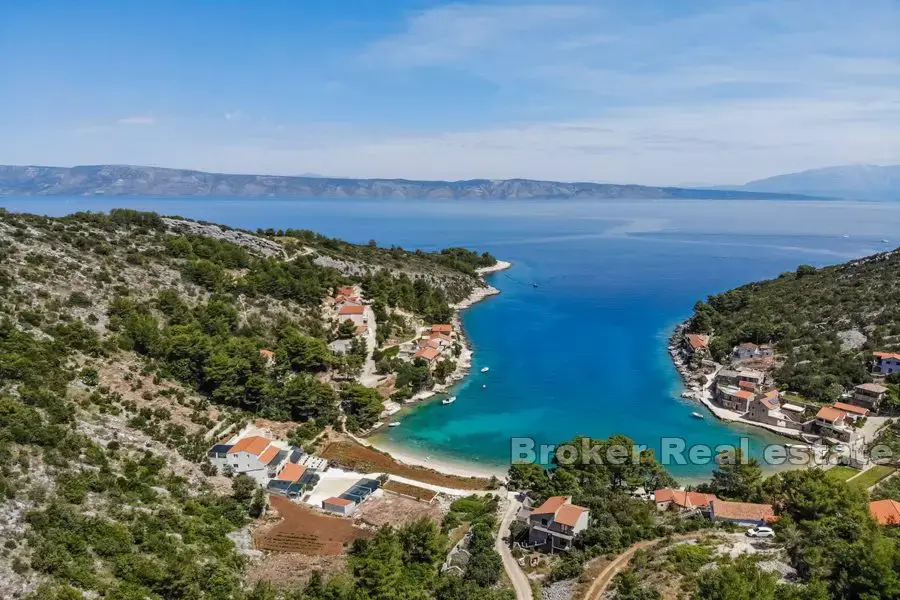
[[496, 496, 531, 600], [359, 305, 380, 387]]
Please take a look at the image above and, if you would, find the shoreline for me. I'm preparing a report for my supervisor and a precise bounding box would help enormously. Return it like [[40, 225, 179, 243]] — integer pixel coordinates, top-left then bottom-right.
[[362, 259, 513, 478], [667, 323, 807, 442]]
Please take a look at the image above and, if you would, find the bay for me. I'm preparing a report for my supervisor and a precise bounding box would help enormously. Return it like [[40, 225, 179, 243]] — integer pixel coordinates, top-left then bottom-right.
[[5, 196, 899, 481]]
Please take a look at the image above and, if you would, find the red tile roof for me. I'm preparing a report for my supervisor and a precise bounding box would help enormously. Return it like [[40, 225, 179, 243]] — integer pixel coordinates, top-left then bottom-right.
[[415, 347, 441, 361], [532, 495, 569, 515], [833, 402, 869, 416], [874, 352, 900, 361], [324, 496, 353, 507], [258, 445, 281, 465], [816, 406, 847, 423], [338, 304, 365, 316], [735, 390, 754, 400], [227, 436, 272, 456], [556, 503, 588, 527], [336, 286, 355, 298], [711, 499, 775, 522], [686, 334, 709, 350], [739, 380, 756, 391], [654, 489, 717, 509], [759, 390, 780, 409], [870, 499, 900, 525], [277, 463, 307, 482], [431, 324, 453, 334], [259, 349, 275, 360]]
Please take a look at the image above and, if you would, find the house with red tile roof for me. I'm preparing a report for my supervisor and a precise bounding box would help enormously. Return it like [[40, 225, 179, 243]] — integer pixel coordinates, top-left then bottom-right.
[[870, 499, 900, 526], [323, 496, 356, 516], [414, 347, 442, 363], [216, 435, 289, 485], [682, 333, 709, 356], [430, 324, 453, 335], [710, 499, 775, 526], [873, 352, 900, 375], [654, 489, 717, 512], [259, 348, 276, 366], [337, 304, 367, 326], [717, 387, 756, 413], [744, 390, 803, 431], [525, 496, 590, 552]]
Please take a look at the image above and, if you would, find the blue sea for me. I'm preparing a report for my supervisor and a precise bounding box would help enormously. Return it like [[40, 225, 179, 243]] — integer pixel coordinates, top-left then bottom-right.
[[6, 196, 900, 481]]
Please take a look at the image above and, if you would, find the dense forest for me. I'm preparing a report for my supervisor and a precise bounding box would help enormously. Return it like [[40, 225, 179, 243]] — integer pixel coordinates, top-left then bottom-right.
[[687, 249, 900, 403]]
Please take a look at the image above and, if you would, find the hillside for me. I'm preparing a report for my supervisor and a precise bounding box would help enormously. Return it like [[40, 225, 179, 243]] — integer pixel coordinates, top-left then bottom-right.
[[0, 208, 512, 598], [735, 164, 900, 200], [0, 164, 822, 200], [687, 248, 900, 403]]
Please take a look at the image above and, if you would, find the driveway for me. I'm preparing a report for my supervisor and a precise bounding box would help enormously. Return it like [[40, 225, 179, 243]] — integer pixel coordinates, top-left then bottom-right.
[[496, 495, 531, 600]]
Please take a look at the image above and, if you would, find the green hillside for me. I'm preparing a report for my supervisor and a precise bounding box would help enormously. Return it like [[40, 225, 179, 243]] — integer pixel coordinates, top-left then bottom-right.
[[687, 248, 900, 404]]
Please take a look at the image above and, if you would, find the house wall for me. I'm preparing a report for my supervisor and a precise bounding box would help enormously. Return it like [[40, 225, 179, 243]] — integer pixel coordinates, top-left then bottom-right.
[[876, 358, 900, 374], [340, 313, 366, 326], [572, 511, 590, 535], [711, 514, 768, 527], [323, 501, 356, 516]]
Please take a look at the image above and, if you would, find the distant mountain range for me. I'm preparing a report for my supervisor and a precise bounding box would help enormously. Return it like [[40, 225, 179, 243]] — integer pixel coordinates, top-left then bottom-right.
[[0, 164, 821, 200], [727, 164, 900, 200]]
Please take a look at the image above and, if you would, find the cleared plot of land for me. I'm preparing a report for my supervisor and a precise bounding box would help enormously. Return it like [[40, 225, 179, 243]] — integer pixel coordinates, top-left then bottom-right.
[[320, 440, 489, 490], [244, 553, 347, 590], [254, 496, 370, 555], [383, 479, 439, 502], [849, 465, 896, 489], [826, 466, 860, 482], [354, 491, 443, 528]]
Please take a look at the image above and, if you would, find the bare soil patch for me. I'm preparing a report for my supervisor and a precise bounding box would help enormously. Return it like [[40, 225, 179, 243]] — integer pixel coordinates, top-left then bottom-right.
[[244, 553, 347, 590], [383, 480, 439, 502], [320, 438, 489, 490], [253, 496, 371, 556], [354, 491, 443, 528]]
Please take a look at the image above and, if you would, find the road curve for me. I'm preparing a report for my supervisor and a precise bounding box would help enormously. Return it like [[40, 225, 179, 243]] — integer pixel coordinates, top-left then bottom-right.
[[496, 496, 532, 600]]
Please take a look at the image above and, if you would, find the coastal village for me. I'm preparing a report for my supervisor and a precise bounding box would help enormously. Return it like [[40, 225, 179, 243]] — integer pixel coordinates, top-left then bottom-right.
[[672, 328, 896, 472]]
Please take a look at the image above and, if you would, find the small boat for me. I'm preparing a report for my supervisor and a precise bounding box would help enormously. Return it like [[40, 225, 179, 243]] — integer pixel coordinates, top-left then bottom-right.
[[681, 391, 694, 399], [481, 367, 490, 373], [482, 384, 486, 389], [532, 283, 538, 288], [691, 412, 704, 419], [842, 234, 850, 238], [881, 239, 889, 243], [388, 421, 401, 427], [442, 396, 456, 405]]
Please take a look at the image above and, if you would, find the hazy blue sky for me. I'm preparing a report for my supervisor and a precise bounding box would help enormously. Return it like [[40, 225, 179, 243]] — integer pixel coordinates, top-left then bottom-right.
[[2, 0, 899, 185]]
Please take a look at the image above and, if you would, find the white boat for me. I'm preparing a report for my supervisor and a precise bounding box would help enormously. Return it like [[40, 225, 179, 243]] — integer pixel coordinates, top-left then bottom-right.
[[681, 391, 694, 399], [388, 421, 401, 427], [442, 396, 456, 405], [882, 239, 889, 243], [482, 384, 486, 389], [691, 412, 704, 419], [481, 367, 490, 373]]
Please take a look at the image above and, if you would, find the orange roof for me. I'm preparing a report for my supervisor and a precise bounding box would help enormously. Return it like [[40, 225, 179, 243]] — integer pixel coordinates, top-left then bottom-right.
[[833, 402, 869, 416], [735, 390, 754, 400], [555, 503, 589, 527], [816, 406, 847, 423], [338, 304, 365, 316], [277, 463, 307, 482], [870, 499, 900, 525], [227, 436, 272, 456], [654, 489, 717, 509], [711, 499, 775, 522], [415, 347, 441, 361], [259, 349, 275, 359], [686, 333, 709, 350], [739, 380, 756, 391], [424, 339, 441, 349], [532, 495, 570, 515], [875, 351, 900, 361], [336, 286, 355, 297], [429, 332, 454, 342], [258, 445, 281, 464], [759, 390, 780, 409], [324, 496, 353, 507], [431, 324, 452, 334]]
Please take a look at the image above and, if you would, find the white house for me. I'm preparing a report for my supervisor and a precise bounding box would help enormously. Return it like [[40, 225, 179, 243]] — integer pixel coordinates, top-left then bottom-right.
[[874, 352, 900, 376], [527, 496, 590, 552], [322, 496, 356, 516], [337, 304, 367, 326], [223, 436, 289, 486]]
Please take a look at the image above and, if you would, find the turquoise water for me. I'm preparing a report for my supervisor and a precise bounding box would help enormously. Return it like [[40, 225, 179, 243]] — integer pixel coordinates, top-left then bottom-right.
[[6, 197, 900, 481]]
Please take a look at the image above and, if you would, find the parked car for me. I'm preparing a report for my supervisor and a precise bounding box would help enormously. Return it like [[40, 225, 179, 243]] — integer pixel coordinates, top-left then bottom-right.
[[746, 526, 775, 538]]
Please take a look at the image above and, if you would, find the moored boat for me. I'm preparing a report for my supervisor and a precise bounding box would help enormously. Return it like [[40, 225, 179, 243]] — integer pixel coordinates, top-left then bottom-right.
[[481, 367, 490, 373], [388, 421, 401, 427], [691, 411, 704, 419], [442, 396, 456, 405]]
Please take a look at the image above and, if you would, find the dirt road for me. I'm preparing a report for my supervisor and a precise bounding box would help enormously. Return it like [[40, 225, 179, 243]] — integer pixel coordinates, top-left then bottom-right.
[[496, 496, 532, 600]]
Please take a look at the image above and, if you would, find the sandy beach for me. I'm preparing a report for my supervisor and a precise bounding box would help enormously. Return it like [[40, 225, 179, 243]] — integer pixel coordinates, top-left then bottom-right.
[[363, 259, 513, 480]]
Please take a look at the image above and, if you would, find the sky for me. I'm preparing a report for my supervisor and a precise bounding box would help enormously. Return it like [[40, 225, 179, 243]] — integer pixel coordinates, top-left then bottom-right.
[[1, 0, 899, 186]]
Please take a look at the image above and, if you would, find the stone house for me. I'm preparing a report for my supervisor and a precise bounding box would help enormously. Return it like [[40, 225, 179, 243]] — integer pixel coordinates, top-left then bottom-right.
[[851, 383, 889, 411]]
